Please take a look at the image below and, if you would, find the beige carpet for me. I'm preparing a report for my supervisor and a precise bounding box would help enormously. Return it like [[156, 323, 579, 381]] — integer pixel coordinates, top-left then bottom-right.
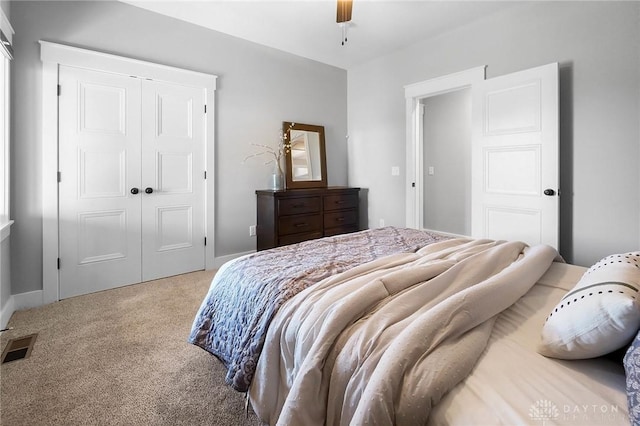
[[0, 271, 263, 426]]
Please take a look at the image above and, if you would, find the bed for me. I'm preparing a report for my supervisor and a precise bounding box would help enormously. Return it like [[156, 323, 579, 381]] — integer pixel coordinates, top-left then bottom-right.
[[189, 227, 635, 425]]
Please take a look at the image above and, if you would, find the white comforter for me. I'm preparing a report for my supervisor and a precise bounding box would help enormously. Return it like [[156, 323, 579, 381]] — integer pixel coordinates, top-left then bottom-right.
[[249, 238, 558, 425]]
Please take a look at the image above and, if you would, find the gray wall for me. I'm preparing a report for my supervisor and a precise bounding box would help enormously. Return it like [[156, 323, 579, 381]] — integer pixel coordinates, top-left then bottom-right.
[[10, 1, 347, 294], [422, 89, 471, 235], [348, 1, 640, 266], [0, 1, 8, 22]]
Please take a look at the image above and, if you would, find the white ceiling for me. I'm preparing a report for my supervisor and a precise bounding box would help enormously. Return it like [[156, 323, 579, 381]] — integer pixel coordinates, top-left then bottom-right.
[[123, 0, 521, 70]]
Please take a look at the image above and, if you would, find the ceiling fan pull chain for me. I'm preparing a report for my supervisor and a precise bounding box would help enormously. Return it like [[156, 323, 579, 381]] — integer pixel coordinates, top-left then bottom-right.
[[337, 0, 352, 46], [340, 22, 349, 46]]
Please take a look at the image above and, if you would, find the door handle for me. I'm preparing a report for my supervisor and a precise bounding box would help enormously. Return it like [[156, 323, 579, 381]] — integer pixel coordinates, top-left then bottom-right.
[[130, 188, 139, 195], [543, 188, 556, 196], [145, 187, 154, 194]]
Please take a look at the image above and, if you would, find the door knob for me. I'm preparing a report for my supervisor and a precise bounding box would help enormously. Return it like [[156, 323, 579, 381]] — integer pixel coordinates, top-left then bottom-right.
[[543, 188, 556, 196], [145, 187, 153, 194], [130, 188, 139, 195]]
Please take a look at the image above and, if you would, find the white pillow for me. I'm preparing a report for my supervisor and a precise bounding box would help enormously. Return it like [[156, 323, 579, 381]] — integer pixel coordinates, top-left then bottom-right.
[[538, 252, 640, 359]]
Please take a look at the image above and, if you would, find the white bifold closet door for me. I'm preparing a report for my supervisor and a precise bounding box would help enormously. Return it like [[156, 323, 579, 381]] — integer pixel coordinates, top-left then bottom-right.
[[58, 65, 205, 299]]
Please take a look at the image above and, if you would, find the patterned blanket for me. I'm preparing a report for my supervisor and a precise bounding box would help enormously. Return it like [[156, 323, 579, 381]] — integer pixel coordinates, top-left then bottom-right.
[[188, 227, 450, 392]]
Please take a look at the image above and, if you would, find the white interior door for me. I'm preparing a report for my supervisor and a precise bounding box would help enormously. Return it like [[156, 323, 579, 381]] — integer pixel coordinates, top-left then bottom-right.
[[140, 80, 206, 281], [59, 66, 142, 298], [471, 63, 559, 248]]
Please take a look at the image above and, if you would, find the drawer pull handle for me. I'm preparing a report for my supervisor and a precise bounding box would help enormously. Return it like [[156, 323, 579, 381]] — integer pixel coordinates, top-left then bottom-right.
[[336, 217, 345, 222], [293, 204, 305, 208], [335, 200, 345, 204], [294, 223, 308, 228]]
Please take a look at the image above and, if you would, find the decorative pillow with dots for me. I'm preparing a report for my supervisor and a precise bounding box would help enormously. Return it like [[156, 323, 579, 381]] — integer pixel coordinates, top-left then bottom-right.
[[538, 252, 640, 359]]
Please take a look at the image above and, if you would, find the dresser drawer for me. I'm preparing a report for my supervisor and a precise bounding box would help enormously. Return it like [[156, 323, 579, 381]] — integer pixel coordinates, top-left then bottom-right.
[[323, 193, 359, 211], [324, 210, 358, 228], [279, 231, 323, 246], [278, 196, 321, 216], [278, 213, 322, 236], [324, 224, 359, 237]]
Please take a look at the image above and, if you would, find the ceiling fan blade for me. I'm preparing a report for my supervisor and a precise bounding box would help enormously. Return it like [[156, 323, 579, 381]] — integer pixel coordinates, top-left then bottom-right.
[[336, 0, 353, 23]]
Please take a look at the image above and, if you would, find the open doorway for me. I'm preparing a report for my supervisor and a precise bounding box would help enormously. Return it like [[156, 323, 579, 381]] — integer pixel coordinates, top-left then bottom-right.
[[404, 66, 485, 233], [421, 88, 471, 235]]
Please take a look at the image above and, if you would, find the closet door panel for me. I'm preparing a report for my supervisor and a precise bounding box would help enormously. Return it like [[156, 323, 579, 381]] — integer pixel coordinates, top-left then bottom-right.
[[141, 80, 206, 281], [58, 66, 142, 298]]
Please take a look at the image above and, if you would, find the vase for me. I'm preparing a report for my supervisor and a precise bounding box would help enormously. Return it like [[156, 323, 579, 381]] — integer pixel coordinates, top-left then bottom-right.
[[270, 161, 284, 190]]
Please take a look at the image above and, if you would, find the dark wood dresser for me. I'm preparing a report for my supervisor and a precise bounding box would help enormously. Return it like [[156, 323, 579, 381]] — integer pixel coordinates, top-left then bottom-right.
[[256, 187, 360, 250]]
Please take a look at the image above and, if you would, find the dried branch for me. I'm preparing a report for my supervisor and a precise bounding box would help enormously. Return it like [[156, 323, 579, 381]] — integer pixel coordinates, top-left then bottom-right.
[[242, 123, 296, 167]]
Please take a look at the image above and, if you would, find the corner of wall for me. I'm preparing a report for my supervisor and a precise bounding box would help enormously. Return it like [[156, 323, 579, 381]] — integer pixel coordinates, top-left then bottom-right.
[[2, 290, 44, 328], [0, 293, 14, 328]]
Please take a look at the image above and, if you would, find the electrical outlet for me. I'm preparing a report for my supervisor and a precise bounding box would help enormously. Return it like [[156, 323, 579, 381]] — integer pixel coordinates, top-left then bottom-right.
[[379, 219, 385, 228], [391, 166, 400, 176], [249, 225, 256, 237]]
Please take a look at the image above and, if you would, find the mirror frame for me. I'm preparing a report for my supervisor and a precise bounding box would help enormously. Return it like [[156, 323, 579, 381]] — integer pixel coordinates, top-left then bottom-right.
[[283, 122, 328, 189]]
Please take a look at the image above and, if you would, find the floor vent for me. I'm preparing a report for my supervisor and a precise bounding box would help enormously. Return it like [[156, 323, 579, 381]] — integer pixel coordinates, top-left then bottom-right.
[[1, 334, 37, 364]]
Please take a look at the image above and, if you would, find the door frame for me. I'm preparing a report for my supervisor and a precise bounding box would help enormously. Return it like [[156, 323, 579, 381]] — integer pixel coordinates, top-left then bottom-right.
[[40, 41, 217, 303], [404, 66, 485, 230]]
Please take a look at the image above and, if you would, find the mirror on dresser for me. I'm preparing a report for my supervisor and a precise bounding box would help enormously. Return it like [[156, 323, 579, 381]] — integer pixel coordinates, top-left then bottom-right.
[[283, 122, 327, 189]]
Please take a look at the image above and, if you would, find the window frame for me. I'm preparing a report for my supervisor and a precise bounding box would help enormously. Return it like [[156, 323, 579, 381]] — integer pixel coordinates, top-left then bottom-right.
[[0, 8, 13, 241]]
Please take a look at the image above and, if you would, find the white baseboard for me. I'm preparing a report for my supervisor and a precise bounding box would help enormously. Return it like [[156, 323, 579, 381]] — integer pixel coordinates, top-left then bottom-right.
[[421, 227, 470, 239], [0, 294, 15, 329], [212, 250, 255, 269], [13, 290, 44, 311], [1, 290, 45, 328]]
